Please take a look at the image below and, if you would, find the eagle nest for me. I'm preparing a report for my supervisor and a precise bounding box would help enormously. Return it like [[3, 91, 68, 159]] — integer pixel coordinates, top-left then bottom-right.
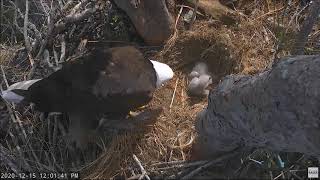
[[1, 0, 319, 179]]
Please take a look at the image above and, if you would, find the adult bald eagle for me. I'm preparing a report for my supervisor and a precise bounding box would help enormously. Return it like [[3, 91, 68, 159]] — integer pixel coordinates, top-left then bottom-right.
[[1, 46, 173, 147]]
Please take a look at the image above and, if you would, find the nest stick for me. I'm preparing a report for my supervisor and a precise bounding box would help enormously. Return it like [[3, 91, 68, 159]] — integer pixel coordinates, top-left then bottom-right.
[[151, 160, 186, 167], [44, 49, 53, 68], [1, 67, 28, 140], [169, 78, 179, 112], [0, 144, 19, 173], [175, 6, 184, 30], [181, 76, 186, 108], [55, 7, 96, 32], [48, 116, 52, 146], [62, 0, 74, 13], [292, 0, 320, 55], [1, 65, 9, 88], [274, 171, 286, 180], [1, 66, 38, 170], [53, 47, 59, 65], [176, 5, 205, 16], [133, 154, 151, 180], [7, 131, 32, 172], [71, 0, 90, 15], [177, 132, 186, 161], [154, 160, 208, 171], [288, 171, 303, 180], [23, 0, 34, 66], [23, 0, 31, 52], [181, 152, 238, 180], [189, 0, 199, 29], [53, 115, 58, 145], [59, 35, 66, 62]]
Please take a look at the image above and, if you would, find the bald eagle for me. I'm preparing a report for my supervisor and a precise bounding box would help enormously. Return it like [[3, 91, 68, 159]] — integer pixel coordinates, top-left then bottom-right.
[[1, 46, 173, 147]]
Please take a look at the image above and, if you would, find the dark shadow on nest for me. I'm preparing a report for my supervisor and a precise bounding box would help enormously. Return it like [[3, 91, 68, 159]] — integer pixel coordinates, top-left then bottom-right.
[[188, 95, 208, 106], [79, 107, 163, 178], [65, 107, 163, 168]]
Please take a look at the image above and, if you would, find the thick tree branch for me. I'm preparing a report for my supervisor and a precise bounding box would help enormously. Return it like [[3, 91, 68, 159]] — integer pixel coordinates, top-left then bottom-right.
[[23, 0, 32, 55]]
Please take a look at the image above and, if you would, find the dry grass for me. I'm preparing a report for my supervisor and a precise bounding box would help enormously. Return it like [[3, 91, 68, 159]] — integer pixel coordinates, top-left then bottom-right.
[[1, 0, 319, 179], [82, 1, 319, 179]]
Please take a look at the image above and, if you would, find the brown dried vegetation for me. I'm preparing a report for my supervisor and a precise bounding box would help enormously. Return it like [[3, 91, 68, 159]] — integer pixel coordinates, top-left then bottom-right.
[[0, 0, 319, 179]]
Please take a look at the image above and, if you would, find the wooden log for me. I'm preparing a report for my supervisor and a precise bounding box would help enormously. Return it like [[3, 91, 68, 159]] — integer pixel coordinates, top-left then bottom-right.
[[187, 0, 237, 25], [113, 0, 174, 46]]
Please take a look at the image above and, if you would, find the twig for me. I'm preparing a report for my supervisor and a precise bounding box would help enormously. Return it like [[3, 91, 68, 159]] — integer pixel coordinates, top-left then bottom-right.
[[175, 6, 183, 31], [62, 0, 74, 14], [181, 76, 186, 108], [181, 161, 214, 180], [87, 40, 137, 45], [152, 160, 208, 171], [53, 47, 59, 65], [44, 49, 53, 68], [0, 144, 19, 173], [269, 171, 273, 180], [57, 0, 64, 9], [23, 0, 31, 52], [68, 25, 77, 38], [9, 0, 41, 51], [48, 116, 52, 146], [28, 11, 54, 79], [7, 129, 32, 172], [1, 68, 39, 171], [274, 171, 286, 180], [292, 0, 320, 55], [53, 115, 58, 145], [35, 13, 54, 60], [168, 137, 178, 161], [70, 0, 90, 15], [0, 0, 3, 42], [0, 68, 29, 143], [176, 5, 205, 16], [288, 171, 303, 180], [59, 35, 66, 62], [254, 6, 286, 21], [169, 78, 179, 112], [44, 151, 54, 170], [40, 0, 50, 16], [1, 65, 9, 88], [286, 3, 310, 33], [23, 0, 34, 67], [151, 160, 187, 167], [169, 136, 194, 149], [55, 7, 96, 33], [181, 152, 238, 180], [178, 136, 186, 161], [189, 0, 199, 29], [127, 174, 144, 180], [75, 39, 88, 55], [133, 154, 151, 180]]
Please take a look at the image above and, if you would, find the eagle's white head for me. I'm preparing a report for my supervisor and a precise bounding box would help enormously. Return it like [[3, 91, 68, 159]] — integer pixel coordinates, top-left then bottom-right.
[[150, 60, 174, 87], [1, 79, 41, 103]]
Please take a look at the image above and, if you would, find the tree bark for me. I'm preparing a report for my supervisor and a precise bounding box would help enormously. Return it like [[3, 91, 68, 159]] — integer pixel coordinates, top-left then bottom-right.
[[193, 55, 320, 160]]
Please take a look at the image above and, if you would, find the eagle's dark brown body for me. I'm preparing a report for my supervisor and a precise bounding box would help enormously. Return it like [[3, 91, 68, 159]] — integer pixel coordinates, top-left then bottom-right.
[[28, 46, 157, 115], [24, 46, 158, 146]]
